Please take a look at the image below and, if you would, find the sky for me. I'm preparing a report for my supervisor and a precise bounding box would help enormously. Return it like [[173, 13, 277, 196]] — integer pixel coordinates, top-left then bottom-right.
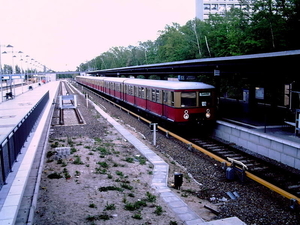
[[0, 0, 195, 72]]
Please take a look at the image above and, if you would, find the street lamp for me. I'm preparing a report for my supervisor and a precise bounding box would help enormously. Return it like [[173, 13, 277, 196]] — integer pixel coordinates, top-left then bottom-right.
[[1, 44, 14, 97]]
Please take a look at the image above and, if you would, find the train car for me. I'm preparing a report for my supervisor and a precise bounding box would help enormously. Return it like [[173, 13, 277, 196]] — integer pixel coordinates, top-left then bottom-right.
[[76, 76, 216, 126]]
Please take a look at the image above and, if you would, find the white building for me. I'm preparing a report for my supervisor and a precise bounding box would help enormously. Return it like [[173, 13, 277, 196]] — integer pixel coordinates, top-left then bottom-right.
[[196, 0, 250, 20]]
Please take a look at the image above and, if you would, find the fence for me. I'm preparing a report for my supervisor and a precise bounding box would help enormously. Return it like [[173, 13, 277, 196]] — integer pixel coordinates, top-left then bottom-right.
[[0, 91, 49, 189]]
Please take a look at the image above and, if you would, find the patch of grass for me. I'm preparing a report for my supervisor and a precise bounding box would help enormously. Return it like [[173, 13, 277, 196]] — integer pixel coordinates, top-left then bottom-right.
[[124, 200, 147, 211], [46, 151, 56, 158], [50, 142, 59, 148], [121, 183, 133, 190], [95, 168, 107, 174], [57, 158, 63, 164], [132, 213, 142, 220], [97, 161, 109, 168], [115, 170, 124, 177], [135, 155, 146, 165], [169, 221, 178, 225], [98, 186, 123, 192], [89, 203, 97, 208], [47, 172, 63, 179], [124, 157, 134, 163], [104, 202, 116, 210], [73, 155, 84, 165], [154, 206, 163, 215], [86, 214, 110, 221], [145, 192, 156, 202], [70, 147, 77, 154], [67, 137, 74, 147], [94, 137, 102, 142], [63, 168, 71, 179], [97, 146, 110, 155]]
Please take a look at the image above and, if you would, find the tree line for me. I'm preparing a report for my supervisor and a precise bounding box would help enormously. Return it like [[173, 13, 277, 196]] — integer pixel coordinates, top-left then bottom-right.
[[77, 0, 300, 72]]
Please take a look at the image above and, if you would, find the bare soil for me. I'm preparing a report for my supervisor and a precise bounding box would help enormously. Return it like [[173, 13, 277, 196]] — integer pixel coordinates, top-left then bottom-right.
[[33, 105, 216, 225]]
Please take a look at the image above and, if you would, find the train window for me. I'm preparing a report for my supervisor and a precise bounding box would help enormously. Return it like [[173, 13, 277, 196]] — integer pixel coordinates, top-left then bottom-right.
[[181, 92, 196, 107], [152, 89, 156, 101], [141, 87, 145, 99], [199, 92, 212, 107], [171, 92, 174, 106], [129, 85, 134, 95], [163, 91, 168, 104], [156, 90, 160, 103], [146, 88, 150, 100]]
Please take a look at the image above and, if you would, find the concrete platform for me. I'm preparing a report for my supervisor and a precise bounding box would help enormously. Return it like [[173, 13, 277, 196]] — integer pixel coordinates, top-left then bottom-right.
[[213, 120, 300, 170]]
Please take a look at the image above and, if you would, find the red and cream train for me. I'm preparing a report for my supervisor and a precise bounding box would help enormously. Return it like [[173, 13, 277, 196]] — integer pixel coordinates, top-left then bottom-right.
[[76, 76, 216, 126]]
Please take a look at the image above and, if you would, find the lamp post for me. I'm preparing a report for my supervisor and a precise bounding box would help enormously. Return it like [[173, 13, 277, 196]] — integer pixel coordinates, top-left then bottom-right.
[[1, 44, 14, 97]]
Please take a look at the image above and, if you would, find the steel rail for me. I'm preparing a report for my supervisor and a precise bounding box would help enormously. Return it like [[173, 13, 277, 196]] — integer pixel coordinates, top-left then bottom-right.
[[81, 84, 300, 205]]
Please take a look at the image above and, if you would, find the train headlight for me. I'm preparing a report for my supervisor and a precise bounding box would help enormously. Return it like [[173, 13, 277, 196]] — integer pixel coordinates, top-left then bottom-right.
[[205, 109, 211, 118]]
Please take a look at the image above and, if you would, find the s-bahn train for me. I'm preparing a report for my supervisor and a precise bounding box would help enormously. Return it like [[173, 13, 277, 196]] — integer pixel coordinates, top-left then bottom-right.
[[76, 76, 216, 127]]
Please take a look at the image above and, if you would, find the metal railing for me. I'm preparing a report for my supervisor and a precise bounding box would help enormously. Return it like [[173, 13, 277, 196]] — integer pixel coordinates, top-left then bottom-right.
[[0, 91, 49, 189]]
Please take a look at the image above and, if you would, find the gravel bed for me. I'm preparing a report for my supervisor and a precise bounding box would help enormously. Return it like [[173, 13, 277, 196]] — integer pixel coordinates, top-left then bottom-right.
[[79, 84, 300, 225]]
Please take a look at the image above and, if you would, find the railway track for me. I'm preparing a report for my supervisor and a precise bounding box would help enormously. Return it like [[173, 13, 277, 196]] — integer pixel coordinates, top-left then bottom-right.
[[52, 81, 84, 126], [77, 82, 300, 209], [190, 138, 300, 204]]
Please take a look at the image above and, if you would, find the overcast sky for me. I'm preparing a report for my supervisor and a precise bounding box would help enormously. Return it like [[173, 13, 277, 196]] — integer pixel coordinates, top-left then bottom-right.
[[0, 0, 195, 71]]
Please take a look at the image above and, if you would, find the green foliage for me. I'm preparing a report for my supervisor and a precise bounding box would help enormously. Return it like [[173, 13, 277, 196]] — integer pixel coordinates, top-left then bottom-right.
[[77, 1, 300, 72], [47, 172, 63, 179], [104, 202, 116, 210], [98, 186, 123, 192], [154, 206, 163, 215]]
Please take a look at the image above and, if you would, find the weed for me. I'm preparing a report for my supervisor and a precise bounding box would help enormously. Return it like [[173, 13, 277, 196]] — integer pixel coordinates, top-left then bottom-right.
[[154, 206, 163, 215], [75, 171, 81, 177], [67, 137, 74, 147], [125, 157, 134, 163], [50, 142, 59, 148], [47, 172, 62, 179], [124, 200, 147, 211], [73, 155, 83, 165], [128, 193, 135, 197], [63, 168, 71, 179], [121, 183, 133, 190], [145, 192, 156, 202], [98, 186, 123, 192], [95, 168, 107, 174], [94, 137, 102, 142], [97, 161, 109, 168], [97, 146, 110, 155], [89, 203, 97, 208], [107, 174, 113, 179], [104, 202, 116, 210], [132, 213, 142, 220], [135, 155, 146, 165], [86, 214, 110, 221], [70, 147, 77, 154], [46, 151, 56, 158], [169, 221, 178, 225], [115, 170, 124, 177]]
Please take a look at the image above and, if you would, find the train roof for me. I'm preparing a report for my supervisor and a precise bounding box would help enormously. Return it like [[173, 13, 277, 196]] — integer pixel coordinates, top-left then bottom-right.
[[77, 76, 214, 90], [123, 78, 214, 90]]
